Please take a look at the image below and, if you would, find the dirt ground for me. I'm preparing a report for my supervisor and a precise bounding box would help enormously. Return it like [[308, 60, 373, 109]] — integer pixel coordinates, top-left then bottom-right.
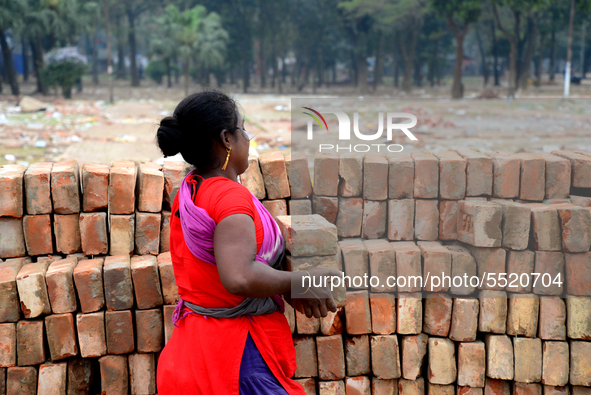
[[1, 76, 590, 167]]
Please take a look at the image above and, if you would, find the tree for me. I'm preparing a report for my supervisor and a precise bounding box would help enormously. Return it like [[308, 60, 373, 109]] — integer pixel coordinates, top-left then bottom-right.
[[0, 0, 27, 95], [431, 0, 481, 98]]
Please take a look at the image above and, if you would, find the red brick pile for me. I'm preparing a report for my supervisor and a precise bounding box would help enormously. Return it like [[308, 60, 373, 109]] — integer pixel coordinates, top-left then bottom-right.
[[0, 149, 589, 395]]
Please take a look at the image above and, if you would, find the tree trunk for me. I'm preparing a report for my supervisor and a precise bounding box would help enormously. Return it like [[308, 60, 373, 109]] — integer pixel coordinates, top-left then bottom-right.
[[259, 40, 266, 89], [549, 29, 556, 81], [398, 24, 419, 93], [493, 4, 518, 96], [449, 19, 468, 99], [91, 33, 99, 85], [518, 18, 537, 90], [22, 35, 29, 82], [535, 32, 545, 87], [0, 30, 19, 96], [476, 28, 489, 86], [126, 7, 139, 87], [492, 22, 500, 86], [373, 30, 384, 92]]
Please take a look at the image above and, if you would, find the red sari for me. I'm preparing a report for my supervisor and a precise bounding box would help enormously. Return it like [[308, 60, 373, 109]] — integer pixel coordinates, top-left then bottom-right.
[[156, 176, 305, 395]]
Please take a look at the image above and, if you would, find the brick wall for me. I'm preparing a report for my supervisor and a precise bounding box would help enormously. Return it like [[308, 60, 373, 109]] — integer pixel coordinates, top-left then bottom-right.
[[0, 149, 590, 394]]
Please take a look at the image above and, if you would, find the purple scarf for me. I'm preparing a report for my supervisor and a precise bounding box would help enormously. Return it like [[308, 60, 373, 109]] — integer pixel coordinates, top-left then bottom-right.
[[173, 170, 285, 325]]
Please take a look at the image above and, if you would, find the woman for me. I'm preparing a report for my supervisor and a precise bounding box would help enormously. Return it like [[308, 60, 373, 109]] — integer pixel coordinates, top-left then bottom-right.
[[156, 90, 339, 395]]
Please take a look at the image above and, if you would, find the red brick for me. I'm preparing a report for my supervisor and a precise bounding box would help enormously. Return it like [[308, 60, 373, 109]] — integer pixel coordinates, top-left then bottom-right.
[[262, 199, 288, 222], [51, 160, 80, 214], [99, 355, 129, 395], [484, 379, 510, 395], [0, 218, 26, 258], [316, 334, 345, 380], [423, 293, 452, 336], [345, 335, 370, 376], [38, 362, 67, 394], [571, 341, 591, 386], [345, 291, 371, 334], [450, 297, 479, 341], [552, 150, 591, 188], [131, 255, 163, 309], [478, 290, 507, 333], [346, 376, 370, 394], [536, 154, 571, 199], [6, 366, 37, 394], [16, 261, 51, 318], [370, 293, 396, 334], [467, 246, 506, 291], [0, 258, 26, 322], [435, 150, 466, 200], [294, 336, 318, 378], [414, 200, 439, 241], [506, 250, 535, 293], [391, 242, 422, 292], [506, 293, 539, 337], [313, 196, 338, 224], [363, 239, 395, 292], [103, 255, 134, 311], [16, 320, 46, 366], [109, 214, 135, 256], [319, 380, 345, 394], [129, 353, 156, 395], [401, 333, 428, 380], [389, 155, 414, 199], [428, 383, 454, 395], [0, 164, 26, 218], [320, 308, 343, 337], [241, 156, 266, 199], [137, 162, 164, 213], [492, 200, 531, 250], [296, 311, 320, 334], [288, 199, 312, 215], [387, 199, 415, 240], [158, 252, 178, 305], [514, 383, 542, 395], [81, 163, 109, 212], [397, 292, 422, 334], [411, 151, 439, 199], [485, 334, 514, 380], [46, 258, 79, 314], [566, 297, 591, 339], [276, 215, 338, 257], [335, 197, 362, 237], [565, 252, 591, 296], [363, 154, 388, 200], [109, 161, 136, 215], [285, 153, 313, 199], [514, 337, 542, 383], [162, 161, 189, 210], [259, 151, 290, 199], [438, 200, 458, 241], [105, 310, 134, 355], [533, 251, 564, 296], [22, 214, 53, 256], [53, 214, 81, 255], [371, 335, 401, 379], [362, 200, 387, 239], [491, 154, 520, 198], [163, 305, 175, 344], [447, 245, 477, 295], [455, 148, 493, 197], [571, 195, 591, 207], [556, 206, 591, 252], [428, 337, 457, 384], [134, 212, 161, 255], [457, 201, 503, 247], [529, 204, 562, 251], [458, 341, 485, 387], [398, 378, 425, 394], [160, 210, 171, 253], [45, 313, 77, 361], [0, 324, 16, 367], [339, 153, 363, 197], [538, 296, 566, 340], [79, 212, 108, 255], [512, 153, 546, 201], [542, 341, 569, 386], [314, 152, 339, 197], [135, 309, 163, 353], [372, 377, 398, 395], [417, 242, 451, 292], [295, 378, 316, 395], [77, 311, 106, 358], [289, 251, 341, 272], [543, 386, 569, 395], [73, 258, 105, 313], [24, 162, 52, 215]]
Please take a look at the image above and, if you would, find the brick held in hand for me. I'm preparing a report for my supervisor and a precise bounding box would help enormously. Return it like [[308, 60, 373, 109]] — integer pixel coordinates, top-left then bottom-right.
[[129, 353, 157, 395], [99, 355, 129, 395], [81, 163, 109, 212], [45, 313, 78, 361], [135, 212, 161, 255], [22, 214, 53, 256], [158, 251, 178, 305], [103, 254, 134, 311], [162, 161, 189, 211], [46, 257, 79, 314], [316, 334, 345, 380], [37, 362, 67, 395], [73, 258, 105, 313], [293, 336, 317, 378], [259, 151, 290, 199], [16, 261, 52, 319], [105, 310, 134, 355], [240, 156, 266, 200], [24, 162, 52, 215], [109, 161, 136, 215], [6, 366, 37, 394], [0, 323, 16, 367], [411, 151, 439, 199], [0, 164, 26, 218], [0, 217, 26, 259], [51, 159, 80, 214], [130, 255, 163, 310], [552, 150, 591, 188], [79, 212, 109, 256], [454, 148, 493, 197], [16, 319, 46, 366], [285, 153, 313, 199], [77, 311, 106, 358], [135, 309, 163, 353], [0, 258, 28, 322], [136, 162, 164, 213], [275, 214, 338, 257], [339, 153, 363, 197]]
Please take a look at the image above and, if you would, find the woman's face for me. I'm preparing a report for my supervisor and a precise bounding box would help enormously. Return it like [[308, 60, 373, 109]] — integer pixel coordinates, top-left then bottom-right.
[[232, 110, 250, 174]]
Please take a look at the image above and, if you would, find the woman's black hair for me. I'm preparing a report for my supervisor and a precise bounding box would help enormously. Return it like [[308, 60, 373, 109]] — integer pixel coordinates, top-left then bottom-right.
[[156, 89, 240, 169]]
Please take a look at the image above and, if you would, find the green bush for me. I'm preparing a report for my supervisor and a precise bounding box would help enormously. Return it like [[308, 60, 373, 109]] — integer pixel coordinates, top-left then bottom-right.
[[40, 47, 87, 99], [147, 59, 167, 84]]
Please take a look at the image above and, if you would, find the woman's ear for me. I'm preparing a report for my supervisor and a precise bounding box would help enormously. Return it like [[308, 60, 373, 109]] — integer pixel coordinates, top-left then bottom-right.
[[219, 129, 232, 149]]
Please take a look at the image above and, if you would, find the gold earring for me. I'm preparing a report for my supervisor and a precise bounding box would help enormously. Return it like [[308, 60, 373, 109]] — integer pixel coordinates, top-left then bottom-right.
[[221, 148, 231, 170]]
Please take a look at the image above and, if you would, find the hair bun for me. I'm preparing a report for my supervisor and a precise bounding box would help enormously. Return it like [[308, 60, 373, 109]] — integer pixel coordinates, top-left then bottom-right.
[[156, 117, 184, 157]]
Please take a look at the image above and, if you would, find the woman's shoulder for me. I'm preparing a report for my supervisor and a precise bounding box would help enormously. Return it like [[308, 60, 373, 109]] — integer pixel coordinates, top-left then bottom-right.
[[197, 176, 257, 223]]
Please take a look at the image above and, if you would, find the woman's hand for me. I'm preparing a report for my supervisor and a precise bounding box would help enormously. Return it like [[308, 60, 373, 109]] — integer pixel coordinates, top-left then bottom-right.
[[290, 268, 341, 318]]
